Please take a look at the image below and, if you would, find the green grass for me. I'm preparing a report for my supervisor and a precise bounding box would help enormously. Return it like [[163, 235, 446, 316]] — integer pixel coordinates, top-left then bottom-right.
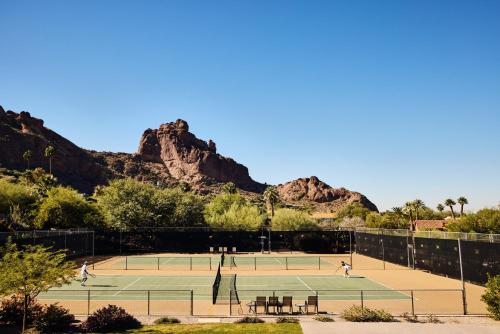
[[109, 323, 302, 334]]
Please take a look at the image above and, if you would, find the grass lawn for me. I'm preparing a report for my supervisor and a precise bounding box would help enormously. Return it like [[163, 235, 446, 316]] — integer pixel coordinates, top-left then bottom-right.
[[112, 323, 303, 334]]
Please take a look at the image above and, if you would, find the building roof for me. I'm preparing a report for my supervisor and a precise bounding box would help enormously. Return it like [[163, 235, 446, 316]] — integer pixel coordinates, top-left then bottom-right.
[[414, 220, 447, 230]]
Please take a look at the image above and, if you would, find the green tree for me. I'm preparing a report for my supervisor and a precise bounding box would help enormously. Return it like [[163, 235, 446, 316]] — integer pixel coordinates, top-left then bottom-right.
[[271, 208, 318, 231], [204, 192, 264, 230], [444, 198, 457, 219], [44, 145, 55, 175], [153, 187, 205, 227], [457, 196, 468, 217], [403, 202, 414, 222], [336, 203, 372, 221], [34, 186, 103, 228], [19, 168, 58, 196], [94, 178, 159, 230], [392, 207, 404, 218], [263, 186, 279, 217], [436, 204, 445, 212], [22, 150, 32, 170], [412, 199, 425, 220], [222, 182, 237, 194], [481, 274, 500, 320], [446, 208, 500, 234], [0, 241, 75, 332]]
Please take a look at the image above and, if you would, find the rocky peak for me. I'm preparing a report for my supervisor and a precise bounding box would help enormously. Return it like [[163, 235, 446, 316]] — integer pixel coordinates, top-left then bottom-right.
[[138, 119, 265, 192], [276, 176, 378, 212]]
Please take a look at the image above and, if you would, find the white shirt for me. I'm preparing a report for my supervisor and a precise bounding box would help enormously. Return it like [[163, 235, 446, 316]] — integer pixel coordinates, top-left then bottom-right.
[[343, 264, 351, 270], [81, 264, 88, 278]]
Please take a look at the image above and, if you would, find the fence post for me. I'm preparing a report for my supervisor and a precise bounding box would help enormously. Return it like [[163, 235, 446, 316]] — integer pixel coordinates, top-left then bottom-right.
[[318, 256, 321, 270], [191, 290, 194, 316], [125, 256, 128, 270], [190, 257, 193, 271], [349, 230, 353, 268], [87, 290, 90, 316], [286, 257, 288, 270], [157, 257, 160, 270], [411, 290, 415, 315], [147, 290, 150, 316], [119, 231, 122, 255], [316, 291, 319, 314], [381, 239, 386, 270], [210, 257, 212, 271], [360, 290, 364, 309], [458, 239, 467, 315], [254, 257, 257, 270]]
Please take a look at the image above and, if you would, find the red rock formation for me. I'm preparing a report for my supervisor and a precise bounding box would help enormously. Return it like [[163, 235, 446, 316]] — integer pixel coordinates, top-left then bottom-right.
[[0, 106, 111, 193], [276, 176, 378, 212], [138, 119, 265, 192]]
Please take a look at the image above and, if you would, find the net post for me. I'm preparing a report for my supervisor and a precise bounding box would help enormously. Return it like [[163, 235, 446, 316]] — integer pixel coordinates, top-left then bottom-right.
[[286, 257, 288, 270], [147, 290, 150, 316], [411, 290, 415, 315], [125, 256, 128, 270], [190, 257, 193, 271], [360, 290, 364, 309], [87, 290, 90, 316], [157, 257, 160, 270], [318, 256, 321, 270], [191, 290, 194, 316], [254, 257, 257, 270]]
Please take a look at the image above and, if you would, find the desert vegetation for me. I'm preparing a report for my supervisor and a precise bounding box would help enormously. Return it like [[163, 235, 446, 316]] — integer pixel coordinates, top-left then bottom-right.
[[0, 168, 499, 233]]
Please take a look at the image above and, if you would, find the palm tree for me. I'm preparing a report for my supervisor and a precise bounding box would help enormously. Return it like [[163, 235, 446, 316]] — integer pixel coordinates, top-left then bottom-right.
[[412, 199, 425, 221], [457, 197, 468, 217], [263, 186, 279, 217], [44, 144, 55, 175], [22, 150, 32, 169], [392, 206, 404, 218], [222, 182, 237, 194], [436, 204, 444, 212], [403, 202, 414, 230], [444, 198, 456, 219]]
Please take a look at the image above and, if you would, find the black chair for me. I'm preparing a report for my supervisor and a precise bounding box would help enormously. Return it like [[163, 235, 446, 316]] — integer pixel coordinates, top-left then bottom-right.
[[255, 296, 267, 314], [281, 296, 293, 314], [305, 295, 318, 314], [268, 296, 280, 314]]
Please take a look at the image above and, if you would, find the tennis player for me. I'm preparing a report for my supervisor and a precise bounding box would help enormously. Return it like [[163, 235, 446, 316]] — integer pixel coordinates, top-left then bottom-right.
[[80, 261, 96, 286]]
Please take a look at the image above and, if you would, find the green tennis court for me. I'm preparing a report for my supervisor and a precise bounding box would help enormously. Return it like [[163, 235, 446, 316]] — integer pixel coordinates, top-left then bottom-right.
[[39, 274, 408, 301]]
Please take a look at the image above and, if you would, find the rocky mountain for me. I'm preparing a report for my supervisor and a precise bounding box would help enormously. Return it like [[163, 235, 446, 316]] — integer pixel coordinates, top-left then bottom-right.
[[0, 106, 111, 193], [276, 176, 378, 213], [0, 106, 377, 212]]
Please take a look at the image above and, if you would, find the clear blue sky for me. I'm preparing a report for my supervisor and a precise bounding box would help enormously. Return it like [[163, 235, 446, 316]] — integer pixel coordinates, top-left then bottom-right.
[[1, 0, 499, 211]]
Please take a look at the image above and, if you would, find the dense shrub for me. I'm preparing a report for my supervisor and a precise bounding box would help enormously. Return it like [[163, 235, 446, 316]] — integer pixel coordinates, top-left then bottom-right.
[[235, 316, 265, 323], [314, 315, 334, 322], [401, 312, 419, 323], [153, 316, 181, 324], [34, 303, 76, 333], [275, 317, 299, 323], [80, 305, 141, 332], [204, 193, 265, 230], [0, 295, 43, 326], [341, 305, 394, 322], [271, 209, 319, 231], [481, 274, 500, 320]]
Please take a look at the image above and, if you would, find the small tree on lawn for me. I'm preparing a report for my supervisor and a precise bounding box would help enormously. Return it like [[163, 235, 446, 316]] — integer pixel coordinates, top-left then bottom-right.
[[0, 240, 75, 332]]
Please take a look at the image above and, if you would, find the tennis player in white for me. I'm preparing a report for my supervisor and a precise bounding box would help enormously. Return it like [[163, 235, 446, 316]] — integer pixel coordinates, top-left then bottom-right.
[[80, 261, 95, 286], [337, 260, 352, 278]]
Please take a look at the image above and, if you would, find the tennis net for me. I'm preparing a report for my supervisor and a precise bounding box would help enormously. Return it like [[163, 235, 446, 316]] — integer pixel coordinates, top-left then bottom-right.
[[212, 263, 222, 304]]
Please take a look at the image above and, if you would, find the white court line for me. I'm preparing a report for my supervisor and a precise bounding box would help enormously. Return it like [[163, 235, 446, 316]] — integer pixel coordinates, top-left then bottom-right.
[[113, 277, 142, 296], [273, 257, 284, 265], [296, 276, 314, 292]]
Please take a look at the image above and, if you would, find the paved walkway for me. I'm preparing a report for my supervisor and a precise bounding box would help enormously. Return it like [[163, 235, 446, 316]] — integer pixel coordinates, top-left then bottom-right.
[[300, 322, 500, 334]]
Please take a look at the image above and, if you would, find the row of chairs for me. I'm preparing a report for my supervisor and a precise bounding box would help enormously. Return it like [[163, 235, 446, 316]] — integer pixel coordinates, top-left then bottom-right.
[[248, 296, 318, 314]]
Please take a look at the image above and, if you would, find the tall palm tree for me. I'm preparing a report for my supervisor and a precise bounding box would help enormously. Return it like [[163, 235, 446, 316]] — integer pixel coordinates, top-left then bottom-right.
[[403, 202, 414, 230], [392, 206, 404, 218], [436, 204, 444, 212], [22, 149, 32, 169], [457, 197, 468, 217], [44, 144, 55, 175], [412, 199, 425, 221], [263, 186, 279, 217], [444, 198, 456, 219]]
